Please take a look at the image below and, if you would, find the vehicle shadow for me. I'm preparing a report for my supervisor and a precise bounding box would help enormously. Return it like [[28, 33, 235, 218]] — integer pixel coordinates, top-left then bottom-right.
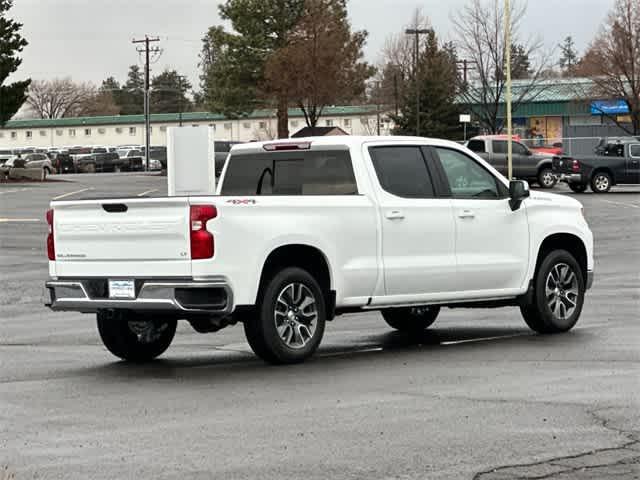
[[75, 326, 592, 385]]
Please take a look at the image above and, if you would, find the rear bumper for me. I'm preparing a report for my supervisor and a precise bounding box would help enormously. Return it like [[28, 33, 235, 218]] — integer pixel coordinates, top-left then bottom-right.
[[45, 278, 233, 315], [558, 173, 583, 183]]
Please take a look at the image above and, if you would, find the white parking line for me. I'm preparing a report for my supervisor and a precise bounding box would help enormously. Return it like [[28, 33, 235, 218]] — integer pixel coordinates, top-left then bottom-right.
[[0, 218, 41, 223], [600, 199, 640, 209], [0, 187, 31, 195], [52, 187, 93, 200], [440, 333, 529, 345], [137, 189, 158, 197]]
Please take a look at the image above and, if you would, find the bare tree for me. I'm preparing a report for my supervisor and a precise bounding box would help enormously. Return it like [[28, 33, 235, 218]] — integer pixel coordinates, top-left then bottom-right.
[[264, 0, 375, 129], [375, 9, 430, 111], [577, 0, 639, 135], [452, 0, 550, 133], [26, 78, 95, 119]]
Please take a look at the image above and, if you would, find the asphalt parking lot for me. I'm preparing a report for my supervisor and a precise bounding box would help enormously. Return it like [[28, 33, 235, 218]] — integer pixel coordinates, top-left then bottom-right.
[[1, 173, 639, 479]]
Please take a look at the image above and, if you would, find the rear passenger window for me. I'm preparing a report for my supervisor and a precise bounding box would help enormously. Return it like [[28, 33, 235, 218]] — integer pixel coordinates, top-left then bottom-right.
[[492, 141, 507, 154], [220, 150, 357, 196], [630, 145, 640, 157], [369, 146, 434, 198]]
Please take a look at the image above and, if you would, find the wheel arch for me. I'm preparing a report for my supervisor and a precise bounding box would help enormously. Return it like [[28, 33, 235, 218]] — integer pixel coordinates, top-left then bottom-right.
[[256, 244, 334, 317], [534, 233, 588, 283], [591, 166, 616, 185]]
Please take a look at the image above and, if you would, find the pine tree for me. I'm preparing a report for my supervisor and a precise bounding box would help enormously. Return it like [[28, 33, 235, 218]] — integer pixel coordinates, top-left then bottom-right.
[[0, 0, 30, 126], [559, 36, 580, 76], [391, 29, 461, 139]]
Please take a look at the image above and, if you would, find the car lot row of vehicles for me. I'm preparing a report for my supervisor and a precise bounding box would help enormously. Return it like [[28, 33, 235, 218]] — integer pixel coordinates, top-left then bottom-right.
[[0, 145, 168, 176]]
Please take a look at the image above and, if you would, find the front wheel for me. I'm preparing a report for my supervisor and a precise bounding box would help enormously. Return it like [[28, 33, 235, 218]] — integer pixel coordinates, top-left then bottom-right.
[[382, 306, 440, 332], [244, 267, 326, 364], [569, 183, 587, 193], [537, 168, 557, 189], [520, 250, 585, 334], [97, 310, 177, 362], [591, 171, 612, 193]]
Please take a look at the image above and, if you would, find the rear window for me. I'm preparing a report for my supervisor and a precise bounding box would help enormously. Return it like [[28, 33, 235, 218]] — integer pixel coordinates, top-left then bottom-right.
[[467, 140, 486, 153], [220, 150, 357, 196]]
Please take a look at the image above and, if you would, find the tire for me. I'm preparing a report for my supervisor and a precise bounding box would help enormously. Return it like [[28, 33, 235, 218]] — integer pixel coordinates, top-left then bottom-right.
[[244, 267, 326, 364], [40, 168, 47, 181], [114, 165, 121, 173], [590, 171, 612, 193], [520, 249, 585, 334], [97, 310, 177, 362], [85, 163, 96, 174], [569, 183, 587, 193], [382, 306, 440, 332], [537, 167, 557, 189]]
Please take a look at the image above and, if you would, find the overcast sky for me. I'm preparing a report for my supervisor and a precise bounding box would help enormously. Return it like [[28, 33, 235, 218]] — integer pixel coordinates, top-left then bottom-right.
[[9, 0, 614, 89]]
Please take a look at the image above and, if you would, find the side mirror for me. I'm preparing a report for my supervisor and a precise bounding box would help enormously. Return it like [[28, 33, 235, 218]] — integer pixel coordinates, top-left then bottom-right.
[[509, 180, 530, 211]]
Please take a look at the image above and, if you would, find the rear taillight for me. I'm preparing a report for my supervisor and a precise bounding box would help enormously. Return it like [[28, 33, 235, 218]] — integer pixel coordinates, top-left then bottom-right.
[[46, 208, 55, 260], [190, 205, 217, 260], [571, 159, 581, 173]]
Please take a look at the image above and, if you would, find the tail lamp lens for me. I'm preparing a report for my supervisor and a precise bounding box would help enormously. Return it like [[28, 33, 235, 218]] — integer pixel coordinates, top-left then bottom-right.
[[46, 209, 55, 260], [571, 159, 580, 173], [190, 205, 217, 260]]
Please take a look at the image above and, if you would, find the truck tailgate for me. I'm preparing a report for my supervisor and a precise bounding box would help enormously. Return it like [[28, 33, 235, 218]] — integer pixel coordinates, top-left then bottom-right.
[[52, 197, 191, 277]]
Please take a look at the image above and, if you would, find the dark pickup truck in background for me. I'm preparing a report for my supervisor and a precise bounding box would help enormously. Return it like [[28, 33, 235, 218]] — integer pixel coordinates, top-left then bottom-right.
[[465, 135, 557, 188], [77, 148, 144, 173], [553, 137, 640, 193]]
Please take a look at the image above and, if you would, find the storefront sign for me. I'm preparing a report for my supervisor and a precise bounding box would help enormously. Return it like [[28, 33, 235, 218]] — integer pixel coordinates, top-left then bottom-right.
[[591, 100, 630, 116]]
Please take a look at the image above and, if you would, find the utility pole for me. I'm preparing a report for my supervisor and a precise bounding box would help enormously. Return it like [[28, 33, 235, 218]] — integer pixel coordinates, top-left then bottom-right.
[[405, 28, 429, 137], [504, 0, 513, 180], [132, 35, 160, 171]]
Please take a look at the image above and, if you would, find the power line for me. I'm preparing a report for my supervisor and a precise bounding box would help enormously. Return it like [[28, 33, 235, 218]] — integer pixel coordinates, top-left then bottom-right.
[[132, 35, 160, 171]]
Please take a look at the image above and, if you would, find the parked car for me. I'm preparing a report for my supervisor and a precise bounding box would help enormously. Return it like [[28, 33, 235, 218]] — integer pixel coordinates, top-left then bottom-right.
[[553, 137, 640, 193], [465, 135, 557, 188], [77, 150, 143, 173], [214, 141, 242, 176], [48, 151, 75, 174], [0, 149, 14, 164], [23, 153, 55, 176], [141, 146, 167, 169], [45, 136, 594, 365]]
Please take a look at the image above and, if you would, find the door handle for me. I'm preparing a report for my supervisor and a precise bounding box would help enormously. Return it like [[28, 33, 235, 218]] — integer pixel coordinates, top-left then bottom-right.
[[458, 209, 475, 219], [385, 210, 405, 220]]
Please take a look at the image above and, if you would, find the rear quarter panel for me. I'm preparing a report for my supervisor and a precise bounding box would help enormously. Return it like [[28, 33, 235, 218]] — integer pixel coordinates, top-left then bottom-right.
[[192, 195, 379, 307]]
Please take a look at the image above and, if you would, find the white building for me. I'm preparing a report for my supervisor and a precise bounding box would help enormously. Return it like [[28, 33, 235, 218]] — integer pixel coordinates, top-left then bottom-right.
[[0, 105, 392, 150]]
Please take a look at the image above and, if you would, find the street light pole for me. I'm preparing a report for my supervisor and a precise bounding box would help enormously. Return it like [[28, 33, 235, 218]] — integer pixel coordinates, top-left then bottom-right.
[[405, 28, 429, 137], [504, 0, 513, 180]]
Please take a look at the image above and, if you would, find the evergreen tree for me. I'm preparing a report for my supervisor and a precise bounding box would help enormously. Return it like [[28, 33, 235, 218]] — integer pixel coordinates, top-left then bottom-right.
[[391, 29, 461, 139], [0, 0, 30, 126], [120, 65, 144, 115], [558, 36, 580, 76], [511, 44, 532, 79], [150, 69, 192, 114], [200, 0, 305, 138]]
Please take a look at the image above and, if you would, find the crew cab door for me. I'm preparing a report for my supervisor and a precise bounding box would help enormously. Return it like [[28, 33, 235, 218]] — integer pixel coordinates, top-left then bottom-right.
[[627, 144, 640, 184], [367, 145, 457, 296], [430, 147, 530, 293]]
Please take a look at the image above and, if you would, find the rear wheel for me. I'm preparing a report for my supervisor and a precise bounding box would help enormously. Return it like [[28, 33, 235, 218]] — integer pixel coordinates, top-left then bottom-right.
[[537, 168, 557, 189], [244, 267, 326, 364], [569, 183, 587, 193], [382, 306, 440, 332], [591, 171, 612, 193], [97, 310, 177, 362], [520, 250, 585, 334]]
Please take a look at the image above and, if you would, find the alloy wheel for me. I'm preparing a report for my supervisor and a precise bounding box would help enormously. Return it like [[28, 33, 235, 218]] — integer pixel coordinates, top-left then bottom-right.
[[545, 263, 579, 321], [274, 283, 318, 349]]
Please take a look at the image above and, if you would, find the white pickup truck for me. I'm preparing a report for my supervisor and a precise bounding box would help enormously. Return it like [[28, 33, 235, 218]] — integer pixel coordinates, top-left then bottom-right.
[[45, 136, 594, 364]]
